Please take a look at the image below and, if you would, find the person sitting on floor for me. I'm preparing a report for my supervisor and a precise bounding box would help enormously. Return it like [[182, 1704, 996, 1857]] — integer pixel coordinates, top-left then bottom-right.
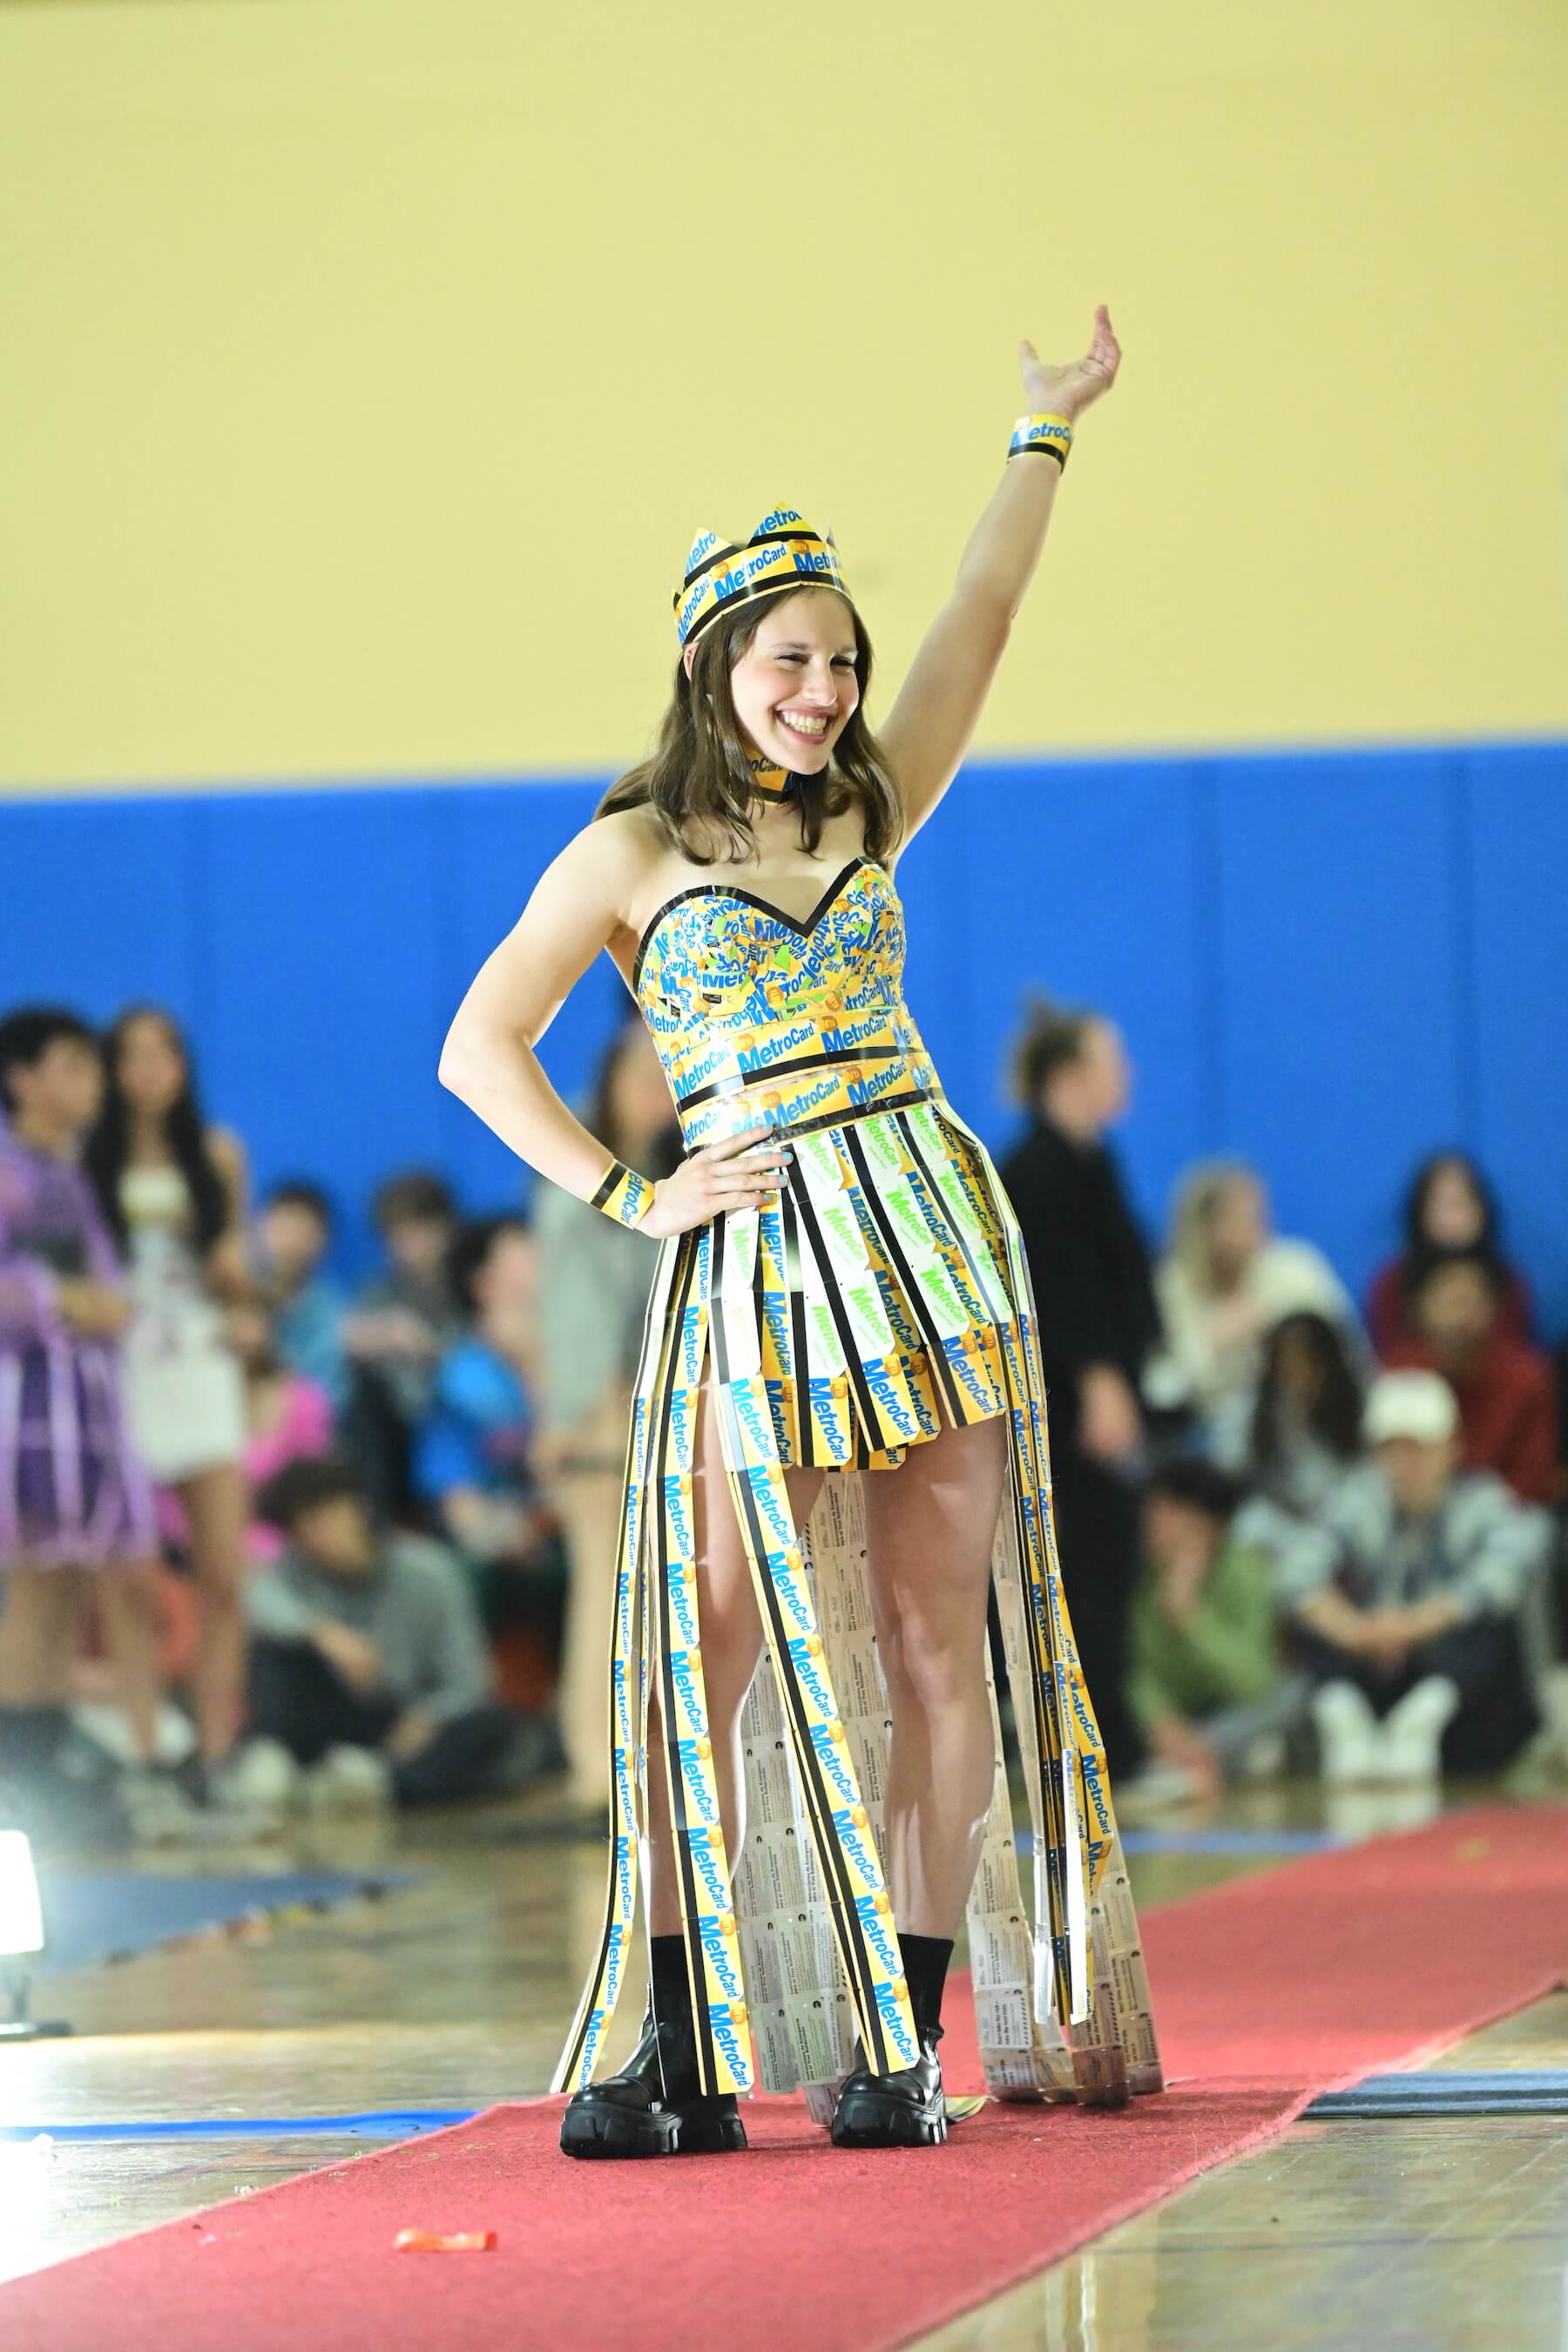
[[253, 1179, 348, 1412], [242, 1455, 514, 1811], [1381, 1249, 1559, 1506], [1145, 1159, 1361, 1448], [1289, 1371, 1548, 1785], [1211, 1310, 1366, 1519], [341, 1170, 462, 1520], [1366, 1149, 1533, 1356], [1128, 1458, 1306, 1803]]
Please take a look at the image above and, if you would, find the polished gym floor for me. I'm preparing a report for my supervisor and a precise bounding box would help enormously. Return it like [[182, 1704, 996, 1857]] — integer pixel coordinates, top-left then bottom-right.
[[3, 1779, 1565, 2349]]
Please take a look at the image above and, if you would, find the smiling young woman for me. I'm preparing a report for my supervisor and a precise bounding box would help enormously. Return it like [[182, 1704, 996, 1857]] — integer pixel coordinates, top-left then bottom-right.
[[439, 308, 1164, 2162]]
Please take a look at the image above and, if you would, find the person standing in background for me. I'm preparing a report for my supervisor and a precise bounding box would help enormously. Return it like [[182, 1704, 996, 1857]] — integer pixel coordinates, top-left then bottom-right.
[[84, 1006, 259, 1815], [532, 1018, 681, 1821], [0, 1010, 161, 1828], [999, 998, 1160, 1778]]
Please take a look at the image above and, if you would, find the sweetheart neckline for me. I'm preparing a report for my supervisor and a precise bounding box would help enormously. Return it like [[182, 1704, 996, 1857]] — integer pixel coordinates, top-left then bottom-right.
[[631, 856, 888, 992]]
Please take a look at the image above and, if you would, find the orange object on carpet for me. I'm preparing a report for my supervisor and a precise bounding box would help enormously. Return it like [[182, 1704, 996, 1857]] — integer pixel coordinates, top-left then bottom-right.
[[5, 1804, 1566, 2352]]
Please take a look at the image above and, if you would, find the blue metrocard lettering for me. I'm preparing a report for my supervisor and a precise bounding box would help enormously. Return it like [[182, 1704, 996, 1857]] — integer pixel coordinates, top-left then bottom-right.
[[853, 1894, 902, 1976], [675, 1739, 720, 1823], [737, 1021, 816, 1075], [785, 1635, 837, 1718], [696, 1913, 745, 2000], [871, 1981, 918, 2062], [682, 1825, 729, 1909], [828, 1804, 882, 1883], [807, 1720, 859, 1804]]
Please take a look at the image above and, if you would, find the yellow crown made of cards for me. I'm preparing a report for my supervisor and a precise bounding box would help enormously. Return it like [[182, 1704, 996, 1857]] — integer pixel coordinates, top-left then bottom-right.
[[673, 504, 850, 648]]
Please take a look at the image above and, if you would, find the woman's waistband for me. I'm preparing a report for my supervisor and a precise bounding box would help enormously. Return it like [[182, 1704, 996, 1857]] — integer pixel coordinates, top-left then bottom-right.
[[678, 1050, 938, 1152]]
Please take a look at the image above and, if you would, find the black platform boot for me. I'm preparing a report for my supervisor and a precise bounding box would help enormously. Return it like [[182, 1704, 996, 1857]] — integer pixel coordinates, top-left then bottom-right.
[[559, 1937, 747, 2159], [830, 1931, 953, 2151], [829, 2020, 948, 2148]]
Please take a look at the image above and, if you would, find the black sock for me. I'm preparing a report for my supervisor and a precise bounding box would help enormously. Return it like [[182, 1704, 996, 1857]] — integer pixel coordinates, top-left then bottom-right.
[[648, 1932, 691, 2028], [898, 1933, 955, 2039], [647, 1933, 738, 2110], [0, 1706, 68, 1778]]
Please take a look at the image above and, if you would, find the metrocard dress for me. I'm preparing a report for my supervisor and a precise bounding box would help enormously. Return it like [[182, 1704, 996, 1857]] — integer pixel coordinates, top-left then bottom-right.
[[554, 854, 1162, 2110]]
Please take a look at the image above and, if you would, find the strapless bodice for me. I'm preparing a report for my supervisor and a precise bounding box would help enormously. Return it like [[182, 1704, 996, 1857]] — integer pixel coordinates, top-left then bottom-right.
[[632, 857, 940, 1149]]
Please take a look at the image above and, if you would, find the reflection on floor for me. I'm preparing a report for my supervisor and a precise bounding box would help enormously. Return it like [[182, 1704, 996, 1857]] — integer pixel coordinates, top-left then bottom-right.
[[2, 1777, 1565, 2349]]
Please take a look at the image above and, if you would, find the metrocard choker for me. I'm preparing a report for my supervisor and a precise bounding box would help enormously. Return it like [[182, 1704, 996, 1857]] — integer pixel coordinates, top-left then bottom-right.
[[747, 754, 801, 804]]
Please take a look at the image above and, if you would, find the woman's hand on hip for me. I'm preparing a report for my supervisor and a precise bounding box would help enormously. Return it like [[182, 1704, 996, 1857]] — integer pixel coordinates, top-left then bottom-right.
[[639, 1125, 793, 1239], [1020, 303, 1121, 424]]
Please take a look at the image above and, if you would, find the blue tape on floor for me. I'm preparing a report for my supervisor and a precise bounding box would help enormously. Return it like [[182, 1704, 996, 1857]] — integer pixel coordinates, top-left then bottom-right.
[[1306, 2071, 1568, 2119], [32, 1870, 421, 1975], [0, 2108, 482, 2144]]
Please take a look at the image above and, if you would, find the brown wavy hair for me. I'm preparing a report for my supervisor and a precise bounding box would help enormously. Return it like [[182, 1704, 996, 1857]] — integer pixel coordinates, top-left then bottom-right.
[[595, 585, 904, 867]]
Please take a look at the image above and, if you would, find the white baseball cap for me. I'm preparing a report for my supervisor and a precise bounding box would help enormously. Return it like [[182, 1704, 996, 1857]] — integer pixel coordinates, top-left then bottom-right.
[[1363, 1369, 1459, 1449]]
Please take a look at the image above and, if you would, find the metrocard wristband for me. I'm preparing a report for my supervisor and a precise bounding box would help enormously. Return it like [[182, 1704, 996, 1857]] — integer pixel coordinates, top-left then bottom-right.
[[1008, 412, 1073, 468], [591, 1158, 656, 1233]]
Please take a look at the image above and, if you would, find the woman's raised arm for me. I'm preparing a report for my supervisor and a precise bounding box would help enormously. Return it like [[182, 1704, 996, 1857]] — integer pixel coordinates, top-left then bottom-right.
[[881, 305, 1122, 842]]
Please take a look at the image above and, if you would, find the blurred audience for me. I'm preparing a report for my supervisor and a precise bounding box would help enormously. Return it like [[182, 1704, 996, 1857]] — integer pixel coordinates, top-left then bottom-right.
[[255, 1179, 348, 1410], [1289, 1371, 1546, 1782], [533, 1019, 678, 1817], [1382, 1250, 1559, 1505], [83, 1004, 255, 1807], [341, 1171, 462, 1519], [12, 970, 1568, 1837], [1368, 1150, 1533, 1355], [1213, 1310, 1365, 1517], [1129, 1459, 1306, 1802], [158, 1300, 334, 1564], [1001, 997, 1160, 1778], [243, 1456, 513, 1810], [0, 1009, 162, 1821], [416, 1213, 552, 1591], [1146, 1161, 1360, 1441]]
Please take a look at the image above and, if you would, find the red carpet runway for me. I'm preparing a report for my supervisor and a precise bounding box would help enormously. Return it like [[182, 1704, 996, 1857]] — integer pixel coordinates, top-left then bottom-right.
[[6, 1804, 1566, 2352]]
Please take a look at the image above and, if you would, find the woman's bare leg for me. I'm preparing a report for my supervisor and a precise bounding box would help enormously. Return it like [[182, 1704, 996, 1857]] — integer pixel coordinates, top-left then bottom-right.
[[178, 1463, 249, 1763], [94, 1565, 166, 1762], [0, 1565, 89, 1706], [555, 1387, 633, 1815], [860, 1414, 1007, 1939], [643, 1377, 824, 1936]]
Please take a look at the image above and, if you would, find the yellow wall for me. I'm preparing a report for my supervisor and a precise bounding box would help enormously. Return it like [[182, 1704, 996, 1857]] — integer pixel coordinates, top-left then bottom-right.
[[2, 0, 1563, 794]]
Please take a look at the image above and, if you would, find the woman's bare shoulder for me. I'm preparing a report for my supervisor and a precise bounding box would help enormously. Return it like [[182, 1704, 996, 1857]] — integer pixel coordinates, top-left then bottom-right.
[[542, 804, 672, 938]]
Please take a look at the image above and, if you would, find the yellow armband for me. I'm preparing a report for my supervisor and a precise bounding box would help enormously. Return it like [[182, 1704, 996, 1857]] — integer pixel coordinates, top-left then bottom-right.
[[591, 1159, 656, 1231], [1007, 412, 1073, 468]]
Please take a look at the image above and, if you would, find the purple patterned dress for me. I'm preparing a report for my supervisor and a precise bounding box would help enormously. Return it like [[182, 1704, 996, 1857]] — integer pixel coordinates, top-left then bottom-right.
[[0, 1128, 156, 1568]]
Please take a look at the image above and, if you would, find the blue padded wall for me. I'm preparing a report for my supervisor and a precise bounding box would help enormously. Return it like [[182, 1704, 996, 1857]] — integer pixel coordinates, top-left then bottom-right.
[[3, 740, 1563, 1328]]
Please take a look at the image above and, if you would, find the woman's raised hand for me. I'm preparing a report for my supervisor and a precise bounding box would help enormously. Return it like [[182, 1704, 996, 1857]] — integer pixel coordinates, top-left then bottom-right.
[[639, 1124, 792, 1240], [1020, 304, 1122, 425]]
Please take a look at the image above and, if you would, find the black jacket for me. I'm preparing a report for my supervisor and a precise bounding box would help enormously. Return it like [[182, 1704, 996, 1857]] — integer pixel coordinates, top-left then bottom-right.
[[998, 1117, 1161, 1446]]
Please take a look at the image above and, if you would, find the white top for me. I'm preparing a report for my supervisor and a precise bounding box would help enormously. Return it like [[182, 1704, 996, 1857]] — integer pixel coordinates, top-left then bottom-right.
[[1145, 1236, 1359, 1427], [118, 1165, 226, 1359]]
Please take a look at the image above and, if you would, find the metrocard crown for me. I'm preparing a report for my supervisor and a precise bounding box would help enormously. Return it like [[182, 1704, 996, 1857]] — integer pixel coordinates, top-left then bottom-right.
[[673, 504, 849, 647]]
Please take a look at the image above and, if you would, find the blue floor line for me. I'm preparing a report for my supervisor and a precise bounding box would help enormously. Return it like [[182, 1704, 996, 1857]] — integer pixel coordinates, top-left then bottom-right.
[[0, 2108, 482, 2144], [13, 2069, 1566, 2143]]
